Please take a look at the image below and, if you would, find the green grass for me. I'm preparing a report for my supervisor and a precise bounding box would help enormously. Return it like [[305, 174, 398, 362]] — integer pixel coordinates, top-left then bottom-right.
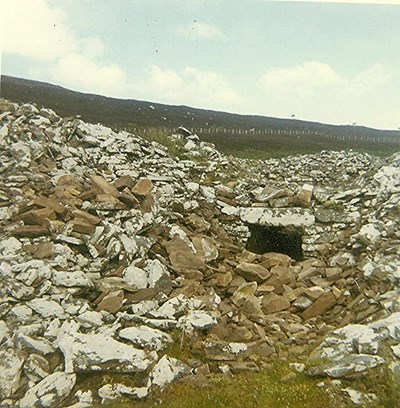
[[100, 360, 341, 408], [133, 127, 188, 159]]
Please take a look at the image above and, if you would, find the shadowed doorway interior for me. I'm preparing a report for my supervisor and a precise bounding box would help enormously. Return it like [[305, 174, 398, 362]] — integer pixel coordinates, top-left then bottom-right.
[[246, 224, 303, 261]]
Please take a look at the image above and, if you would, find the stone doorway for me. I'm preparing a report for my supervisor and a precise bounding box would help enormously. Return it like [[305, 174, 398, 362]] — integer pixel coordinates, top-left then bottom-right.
[[246, 224, 304, 261]]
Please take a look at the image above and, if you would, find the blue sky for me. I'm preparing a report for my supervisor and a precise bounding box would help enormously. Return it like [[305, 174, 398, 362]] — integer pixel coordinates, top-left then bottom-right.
[[1, 0, 400, 129]]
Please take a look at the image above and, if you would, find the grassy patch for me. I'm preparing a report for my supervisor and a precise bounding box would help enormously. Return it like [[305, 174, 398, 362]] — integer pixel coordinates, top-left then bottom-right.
[[103, 360, 341, 408], [133, 127, 188, 159]]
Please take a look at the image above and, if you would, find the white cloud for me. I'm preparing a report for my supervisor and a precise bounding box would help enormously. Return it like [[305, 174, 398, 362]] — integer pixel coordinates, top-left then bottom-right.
[[260, 61, 344, 98], [49, 54, 128, 96], [1, 0, 130, 97], [1, 0, 237, 105], [2, 0, 75, 61], [138, 65, 241, 110], [179, 21, 225, 40], [80, 37, 106, 59], [257, 61, 398, 129]]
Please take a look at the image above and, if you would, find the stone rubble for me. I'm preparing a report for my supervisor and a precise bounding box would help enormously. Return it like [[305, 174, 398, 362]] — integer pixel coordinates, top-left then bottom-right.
[[0, 98, 400, 406]]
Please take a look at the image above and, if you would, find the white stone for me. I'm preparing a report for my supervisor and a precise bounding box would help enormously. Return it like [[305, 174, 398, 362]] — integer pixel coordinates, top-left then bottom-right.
[[15, 323, 44, 337], [193, 236, 219, 262], [362, 260, 376, 278], [145, 259, 169, 288], [30, 116, 51, 127], [220, 205, 240, 216], [374, 165, 400, 194], [312, 324, 380, 360], [240, 207, 316, 227], [184, 140, 197, 151], [0, 348, 24, 399], [52, 244, 75, 268], [14, 260, 53, 286], [357, 223, 381, 245], [9, 305, 33, 321], [23, 353, 51, 383], [150, 295, 188, 319], [15, 333, 56, 355], [119, 325, 173, 351], [98, 383, 148, 403], [0, 261, 13, 278], [0, 207, 13, 221], [323, 355, 385, 378], [44, 318, 61, 339], [119, 234, 138, 256], [52, 271, 93, 287], [201, 186, 216, 202], [139, 317, 177, 330], [19, 371, 76, 408], [76, 310, 104, 327], [131, 300, 159, 316], [177, 310, 217, 331], [0, 320, 9, 344], [56, 321, 157, 373], [64, 390, 93, 408], [27, 298, 66, 319], [370, 312, 400, 340], [0, 237, 22, 257], [341, 388, 377, 405], [391, 344, 400, 358], [301, 183, 314, 193], [290, 363, 306, 373], [169, 225, 189, 240], [186, 182, 200, 194], [123, 264, 148, 289], [148, 355, 190, 389], [225, 342, 248, 354], [262, 208, 315, 227]]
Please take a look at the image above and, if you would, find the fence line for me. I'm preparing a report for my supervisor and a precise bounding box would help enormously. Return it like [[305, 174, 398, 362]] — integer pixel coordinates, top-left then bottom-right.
[[113, 126, 400, 144]]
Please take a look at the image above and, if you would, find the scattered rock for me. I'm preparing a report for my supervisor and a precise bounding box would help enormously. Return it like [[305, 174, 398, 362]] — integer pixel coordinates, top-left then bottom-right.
[[57, 322, 158, 373], [148, 355, 191, 389], [0, 349, 25, 399], [236, 262, 270, 283], [19, 372, 76, 408]]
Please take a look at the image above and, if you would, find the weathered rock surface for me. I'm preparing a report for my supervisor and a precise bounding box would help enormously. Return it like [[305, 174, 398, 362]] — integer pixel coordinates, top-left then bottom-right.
[[19, 372, 76, 408], [57, 321, 158, 373]]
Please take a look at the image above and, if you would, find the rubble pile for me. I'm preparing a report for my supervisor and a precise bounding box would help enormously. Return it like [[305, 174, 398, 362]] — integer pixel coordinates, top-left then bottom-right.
[[1, 99, 399, 406]]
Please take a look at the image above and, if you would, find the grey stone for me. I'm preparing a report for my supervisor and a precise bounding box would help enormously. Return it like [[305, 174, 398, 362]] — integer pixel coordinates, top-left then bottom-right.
[[307, 354, 385, 378], [0, 348, 25, 399], [57, 321, 157, 373], [19, 371, 76, 408], [148, 355, 191, 388], [119, 325, 173, 351]]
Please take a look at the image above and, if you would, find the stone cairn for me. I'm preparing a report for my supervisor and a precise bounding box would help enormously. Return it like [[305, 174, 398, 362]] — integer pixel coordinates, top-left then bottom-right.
[[1, 99, 400, 406]]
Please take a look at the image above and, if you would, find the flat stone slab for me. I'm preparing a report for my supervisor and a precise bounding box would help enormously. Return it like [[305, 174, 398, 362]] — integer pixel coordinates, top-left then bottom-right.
[[202, 340, 250, 361], [57, 322, 157, 373], [239, 207, 315, 227], [0, 348, 25, 399], [19, 371, 76, 408], [307, 354, 385, 378], [119, 325, 173, 351], [148, 355, 190, 389], [236, 262, 271, 283]]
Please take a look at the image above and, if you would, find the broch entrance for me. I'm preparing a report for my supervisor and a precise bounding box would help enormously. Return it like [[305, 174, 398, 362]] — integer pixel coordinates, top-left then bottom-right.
[[246, 224, 304, 261]]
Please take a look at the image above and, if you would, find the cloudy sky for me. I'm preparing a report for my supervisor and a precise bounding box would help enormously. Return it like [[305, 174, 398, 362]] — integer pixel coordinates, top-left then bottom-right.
[[1, 0, 400, 129]]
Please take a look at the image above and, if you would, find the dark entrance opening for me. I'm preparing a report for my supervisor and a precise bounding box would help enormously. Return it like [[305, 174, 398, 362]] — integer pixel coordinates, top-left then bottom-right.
[[246, 224, 304, 261]]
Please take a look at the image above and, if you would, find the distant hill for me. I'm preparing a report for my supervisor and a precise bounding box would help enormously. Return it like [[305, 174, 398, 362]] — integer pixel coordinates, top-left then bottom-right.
[[1, 75, 400, 157]]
